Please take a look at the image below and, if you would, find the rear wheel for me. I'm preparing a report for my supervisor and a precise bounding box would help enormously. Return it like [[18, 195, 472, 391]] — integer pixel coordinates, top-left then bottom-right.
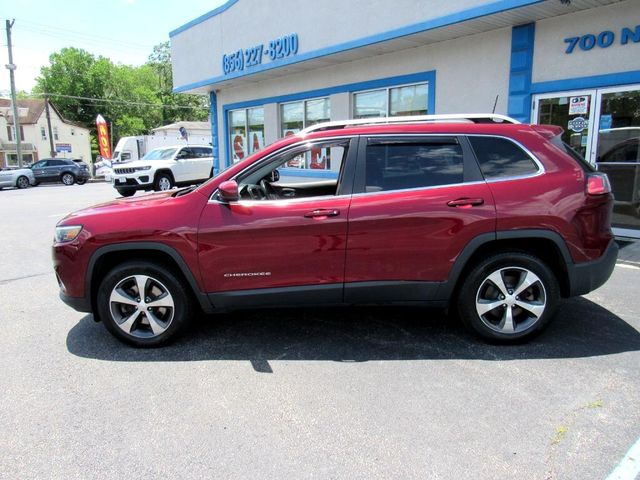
[[16, 176, 30, 189], [96, 261, 193, 347], [117, 189, 135, 197], [457, 252, 560, 343], [61, 172, 75, 185], [154, 173, 173, 191]]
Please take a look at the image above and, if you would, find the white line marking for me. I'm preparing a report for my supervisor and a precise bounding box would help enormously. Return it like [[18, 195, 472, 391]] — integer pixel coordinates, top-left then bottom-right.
[[616, 263, 640, 270], [605, 436, 640, 480]]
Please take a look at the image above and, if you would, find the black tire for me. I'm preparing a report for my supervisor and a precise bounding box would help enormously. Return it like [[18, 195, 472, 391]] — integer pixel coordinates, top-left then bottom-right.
[[117, 189, 135, 197], [154, 172, 174, 191], [96, 261, 193, 347], [456, 252, 560, 343], [60, 172, 75, 185], [33, 181, 40, 186], [16, 176, 30, 189], [76, 178, 87, 185]]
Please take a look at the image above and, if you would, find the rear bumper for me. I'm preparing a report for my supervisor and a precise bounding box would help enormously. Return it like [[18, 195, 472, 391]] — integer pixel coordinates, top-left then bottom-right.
[[59, 291, 92, 313], [568, 239, 618, 296]]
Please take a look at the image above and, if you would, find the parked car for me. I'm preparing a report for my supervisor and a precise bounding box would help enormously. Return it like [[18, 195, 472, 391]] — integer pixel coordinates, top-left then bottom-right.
[[111, 145, 213, 197], [31, 158, 90, 186], [0, 167, 36, 190], [53, 114, 617, 347]]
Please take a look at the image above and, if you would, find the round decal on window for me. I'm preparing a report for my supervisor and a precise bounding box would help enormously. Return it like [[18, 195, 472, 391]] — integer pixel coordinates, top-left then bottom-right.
[[568, 116, 588, 133]]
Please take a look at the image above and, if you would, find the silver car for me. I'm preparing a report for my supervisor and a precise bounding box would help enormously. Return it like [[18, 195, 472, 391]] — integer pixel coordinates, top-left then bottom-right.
[[0, 167, 36, 190]]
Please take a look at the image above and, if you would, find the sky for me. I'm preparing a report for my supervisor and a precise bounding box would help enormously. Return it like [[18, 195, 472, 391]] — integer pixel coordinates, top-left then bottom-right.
[[0, 0, 227, 95]]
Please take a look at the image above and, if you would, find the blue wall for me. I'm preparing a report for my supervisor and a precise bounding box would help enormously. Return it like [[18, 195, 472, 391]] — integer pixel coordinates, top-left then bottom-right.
[[508, 23, 535, 123]]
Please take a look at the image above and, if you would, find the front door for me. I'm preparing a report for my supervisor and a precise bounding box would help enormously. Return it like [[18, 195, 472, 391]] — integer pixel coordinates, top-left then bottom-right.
[[533, 85, 640, 238], [197, 137, 356, 307]]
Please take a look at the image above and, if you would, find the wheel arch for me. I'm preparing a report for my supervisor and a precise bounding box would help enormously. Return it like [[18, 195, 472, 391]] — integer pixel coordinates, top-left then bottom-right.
[[87, 242, 213, 318], [154, 169, 175, 182], [442, 230, 574, 302]]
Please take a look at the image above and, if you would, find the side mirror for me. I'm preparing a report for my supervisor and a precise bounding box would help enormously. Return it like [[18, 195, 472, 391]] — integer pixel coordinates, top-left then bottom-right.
[[218, 180, 239, 202], [270, 169, 280, 182]]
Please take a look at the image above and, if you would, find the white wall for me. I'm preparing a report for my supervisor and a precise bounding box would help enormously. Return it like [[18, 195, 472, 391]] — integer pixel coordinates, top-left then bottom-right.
[[215, 27, 512, 164], [30, 110, 92, 162], [171, 0, 491, 89], [533, 0, 640, 83]]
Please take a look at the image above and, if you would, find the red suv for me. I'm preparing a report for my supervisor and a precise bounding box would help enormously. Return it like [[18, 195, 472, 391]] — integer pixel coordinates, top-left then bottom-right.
[[53, 114, 618, 347]]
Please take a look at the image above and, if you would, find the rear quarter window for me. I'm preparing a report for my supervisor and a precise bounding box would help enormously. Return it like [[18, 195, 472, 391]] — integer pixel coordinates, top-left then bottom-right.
[[469, 136, 540, 179]]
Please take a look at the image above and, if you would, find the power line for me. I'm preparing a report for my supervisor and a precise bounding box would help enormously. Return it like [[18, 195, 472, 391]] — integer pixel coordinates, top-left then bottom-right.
[[8, 17, 157, 50], [30, 92, 209, 110]]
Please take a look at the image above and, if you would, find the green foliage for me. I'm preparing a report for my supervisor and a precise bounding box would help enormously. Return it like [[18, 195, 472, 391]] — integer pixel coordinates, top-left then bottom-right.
[[33, 44, 209, 159]]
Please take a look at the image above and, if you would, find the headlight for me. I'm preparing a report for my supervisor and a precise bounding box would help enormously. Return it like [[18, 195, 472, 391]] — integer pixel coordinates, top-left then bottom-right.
[[55, 225, 83, 243], [135, 166, 151, 171]]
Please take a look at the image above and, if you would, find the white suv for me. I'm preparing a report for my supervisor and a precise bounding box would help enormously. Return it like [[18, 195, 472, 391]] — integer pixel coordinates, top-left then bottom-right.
[[112, 145, 213, 197]]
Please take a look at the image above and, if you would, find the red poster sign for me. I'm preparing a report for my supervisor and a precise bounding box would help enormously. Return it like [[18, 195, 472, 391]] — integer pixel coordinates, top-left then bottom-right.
[[96, 114, 111, 159]]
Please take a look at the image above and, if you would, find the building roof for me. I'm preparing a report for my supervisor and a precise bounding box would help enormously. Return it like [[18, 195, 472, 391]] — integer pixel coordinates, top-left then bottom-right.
[[151, 121, 211, 133], [0, 98, 88, 129]]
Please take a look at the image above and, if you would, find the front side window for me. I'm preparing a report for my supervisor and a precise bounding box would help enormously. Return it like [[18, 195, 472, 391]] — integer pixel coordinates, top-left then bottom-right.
[[468, 136, 539, 179], [354, 83, 428, 119], [229, 107, 264, 163], [364, 138, 463, 192], [236, 139, 349, 201]]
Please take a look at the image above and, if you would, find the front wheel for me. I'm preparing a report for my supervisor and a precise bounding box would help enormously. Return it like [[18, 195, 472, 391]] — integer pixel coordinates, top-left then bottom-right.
[[117, 189, 135, 197], [61, 172, 75, 185], [154, 173, 173, 191], [96, 261, 193, 347], [16, 176, 30, 189], [457, 252, 560, 343], [76, 178, 87, 185]]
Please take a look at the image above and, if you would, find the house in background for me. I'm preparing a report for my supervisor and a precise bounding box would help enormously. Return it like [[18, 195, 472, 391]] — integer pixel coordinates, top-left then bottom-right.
[[0, 98, 91, 168]]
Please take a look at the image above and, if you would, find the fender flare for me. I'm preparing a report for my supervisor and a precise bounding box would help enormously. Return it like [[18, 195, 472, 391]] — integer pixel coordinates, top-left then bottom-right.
[[86, 242, 213, 314]]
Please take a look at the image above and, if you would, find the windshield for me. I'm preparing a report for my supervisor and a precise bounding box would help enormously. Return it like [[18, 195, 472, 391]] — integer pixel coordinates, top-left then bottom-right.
[[142, 148, 177, 160]]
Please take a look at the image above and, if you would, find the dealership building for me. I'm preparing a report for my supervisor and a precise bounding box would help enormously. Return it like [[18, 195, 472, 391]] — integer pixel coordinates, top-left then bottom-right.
[[170, 0, 640, 238]]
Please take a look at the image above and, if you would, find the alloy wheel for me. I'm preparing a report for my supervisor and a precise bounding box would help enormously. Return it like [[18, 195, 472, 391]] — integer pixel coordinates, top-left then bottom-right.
[[109, 274, 175, 339], [475, 267, 547, 334], [17, 176, 29, 189], [62, 173, 74, 185]]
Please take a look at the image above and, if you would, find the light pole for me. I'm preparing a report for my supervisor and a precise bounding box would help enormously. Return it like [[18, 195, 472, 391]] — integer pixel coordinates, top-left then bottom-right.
[[5, 19, 22, 168]]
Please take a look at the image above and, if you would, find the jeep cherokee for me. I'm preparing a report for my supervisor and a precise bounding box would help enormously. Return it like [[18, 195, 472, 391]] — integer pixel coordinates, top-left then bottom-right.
[[53, 114, 618, 347]]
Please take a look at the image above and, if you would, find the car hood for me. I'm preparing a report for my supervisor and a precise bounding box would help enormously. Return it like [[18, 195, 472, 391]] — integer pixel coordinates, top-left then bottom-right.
[[60, 190, 175, 224]]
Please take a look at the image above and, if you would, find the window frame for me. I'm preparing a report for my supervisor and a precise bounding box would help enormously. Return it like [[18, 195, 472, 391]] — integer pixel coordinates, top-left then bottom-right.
[[228, 106, 265, 163], [352, 134, 483, 195], [279, 96, 331, 135], [352, 82, 429, 119]]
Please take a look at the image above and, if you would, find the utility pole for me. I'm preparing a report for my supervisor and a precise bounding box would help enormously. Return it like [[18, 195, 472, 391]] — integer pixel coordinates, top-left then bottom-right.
[[44, 93, 56, 157], [5, 19, 22, 167]]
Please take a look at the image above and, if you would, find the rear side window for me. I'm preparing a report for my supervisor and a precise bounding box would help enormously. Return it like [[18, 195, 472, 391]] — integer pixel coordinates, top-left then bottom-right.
[[549, 135, 595, 172], [365, 140, 463, 192], [469, 136, 539, 179]]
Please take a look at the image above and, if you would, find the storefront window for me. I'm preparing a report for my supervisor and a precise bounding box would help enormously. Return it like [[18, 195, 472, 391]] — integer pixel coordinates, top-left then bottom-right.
[[229, 107, 264, 163], [280, 98, 330, 169], [354, 82, 428, 119]]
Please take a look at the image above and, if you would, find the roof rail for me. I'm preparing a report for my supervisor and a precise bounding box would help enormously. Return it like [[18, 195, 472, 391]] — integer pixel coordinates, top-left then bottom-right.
[[300, 113, 520, 135]]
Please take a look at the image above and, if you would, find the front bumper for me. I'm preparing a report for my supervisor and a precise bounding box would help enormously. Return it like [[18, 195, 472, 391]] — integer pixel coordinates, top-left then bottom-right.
[[568, 239, 618, 296], [112, 174, 152, 190]]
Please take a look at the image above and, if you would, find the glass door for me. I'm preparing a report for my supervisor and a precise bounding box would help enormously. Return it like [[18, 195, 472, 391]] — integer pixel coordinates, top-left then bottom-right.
[[533, 87, 640, 238], [593, 85, 640, 235], [532, 90, 597, 161]]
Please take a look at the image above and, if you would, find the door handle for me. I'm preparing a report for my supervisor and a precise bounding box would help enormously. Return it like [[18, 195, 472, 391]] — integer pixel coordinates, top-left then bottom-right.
[[447, 198, 484, 208], [304, 209, 340, 219]]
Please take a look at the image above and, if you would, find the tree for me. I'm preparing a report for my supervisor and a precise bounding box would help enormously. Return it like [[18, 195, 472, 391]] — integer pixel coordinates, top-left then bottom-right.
[[32, 43, 209, 160]]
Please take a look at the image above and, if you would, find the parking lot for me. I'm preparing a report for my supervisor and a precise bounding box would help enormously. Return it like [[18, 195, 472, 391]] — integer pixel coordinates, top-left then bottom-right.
[[1, 182, 639, 479]]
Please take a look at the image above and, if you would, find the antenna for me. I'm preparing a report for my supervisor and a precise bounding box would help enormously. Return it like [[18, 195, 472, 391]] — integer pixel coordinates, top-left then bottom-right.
[[492, 95, 499, 114]]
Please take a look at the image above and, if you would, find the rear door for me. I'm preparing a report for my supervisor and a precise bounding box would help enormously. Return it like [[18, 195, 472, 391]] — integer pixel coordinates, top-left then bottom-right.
[[344, 135, 496, 302], [45, 160, 65, 181]]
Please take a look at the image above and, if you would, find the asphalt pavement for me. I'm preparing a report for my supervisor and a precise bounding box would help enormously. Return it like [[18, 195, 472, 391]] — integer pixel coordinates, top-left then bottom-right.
[[0, 182, 639, 480]]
